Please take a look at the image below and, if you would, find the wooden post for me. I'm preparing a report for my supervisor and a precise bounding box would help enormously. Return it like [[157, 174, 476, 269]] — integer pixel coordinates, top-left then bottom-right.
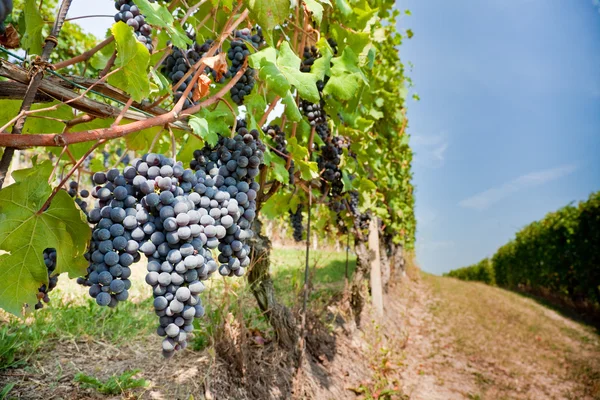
[[368, 217, 384, 317]]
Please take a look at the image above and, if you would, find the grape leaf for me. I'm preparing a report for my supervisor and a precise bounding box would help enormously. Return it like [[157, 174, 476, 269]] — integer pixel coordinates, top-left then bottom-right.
[[21, 0, 44, 55], [334, 0, 352, 19], [126, 125, 164, 151], [311, 38, 334, 80], [282, 92, 302, 122], [245, 0, 291, 32], [258, 61, 291, 97], [269, 152, 290, 183], [323, 47, 366, 101], [303, 0, 324, 25], [248, 47, 278, 68], [297, 160, 319, 181], [260, 192, 292, 219], [188, 116, 217, 147], [277, 42, 320, 103], [0, 162, 90, 316], [108, 23, 151, 103], [244, 93, 268, 119], [134, 0, 192, 48]]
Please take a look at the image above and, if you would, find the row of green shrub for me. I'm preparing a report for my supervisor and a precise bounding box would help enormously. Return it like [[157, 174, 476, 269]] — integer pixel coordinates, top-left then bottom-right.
[[446, 191, 600, 306], [445, 259, 495, 285]]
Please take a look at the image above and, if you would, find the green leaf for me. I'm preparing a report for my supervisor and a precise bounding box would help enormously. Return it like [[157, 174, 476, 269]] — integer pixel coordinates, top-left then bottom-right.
[[323, 48, 366, 101], [134, 0, 192, 48], [0, 163, 90, 315], [126, 125, 163, 151], [303, 0, 324, 25], [260, 192, 292, 219], [248, 47, 278, 68], [108, 23, 151, 103], [277, 42, 320, 103], [297, 160, 319, 181], [311, 38, 334, 81], [21, 0, 44, 55], [334, 0, 352, 19], [269, 153, 289, 183], [258, 61, 291, 97], [282, 92, 302, 122], [287, 137, 309, 161], [244, 93, 268, 118], [90, 40, 116, 71], [245, 0, 291, 32], [189, 116, 217, 147]]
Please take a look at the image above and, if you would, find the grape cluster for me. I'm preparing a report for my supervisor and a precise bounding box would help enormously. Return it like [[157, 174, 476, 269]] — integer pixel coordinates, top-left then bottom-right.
[[114, 0, 154, 52], [301, 45, 319, 73], [289, 206, 303, 242], [67, 180, 90, 215], [162, 38, 230, 110], [299, 100, 326, 127], [318, 142, 342, 183], [78, 122, 264, 356], [191, 120, 266, 276], [264, 125, 294, 184], [162, 47, 199, 110], [78, 169, 141, 308], [35, 248, 58, 310], [0, 0, 13, 34], [227, 28, 263, 105]]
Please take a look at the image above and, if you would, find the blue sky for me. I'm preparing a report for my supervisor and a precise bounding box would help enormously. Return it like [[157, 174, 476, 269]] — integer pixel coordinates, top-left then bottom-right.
[[397, 0, 600, 273], [68, 2, 600, 274]]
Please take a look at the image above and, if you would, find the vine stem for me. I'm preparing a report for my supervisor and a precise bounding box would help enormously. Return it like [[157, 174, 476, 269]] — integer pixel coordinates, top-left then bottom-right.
[[53, 36, 114, 70], [62, 15, 114, 22], [0, 0, 73, 189], [258, 96, 281, 128], [99, 50, 117, 78], [298, 184, 313, 365]]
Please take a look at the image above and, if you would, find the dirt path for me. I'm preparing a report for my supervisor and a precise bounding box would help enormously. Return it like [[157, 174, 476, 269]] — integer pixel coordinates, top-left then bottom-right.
[[384, 274, 600, 400]]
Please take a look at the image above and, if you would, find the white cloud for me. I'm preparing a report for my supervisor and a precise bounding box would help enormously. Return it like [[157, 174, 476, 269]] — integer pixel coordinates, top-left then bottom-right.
[[459, 164, 577, 210], [412, 132, 449, 168]]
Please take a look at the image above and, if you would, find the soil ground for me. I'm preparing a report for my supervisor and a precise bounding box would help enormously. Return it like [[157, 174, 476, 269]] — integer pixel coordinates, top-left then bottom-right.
[[1, 256, 599, 399]]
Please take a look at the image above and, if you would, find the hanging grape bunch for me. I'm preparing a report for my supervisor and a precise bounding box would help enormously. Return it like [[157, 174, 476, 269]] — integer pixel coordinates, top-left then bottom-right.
[[191, 120, 266, 276], [34, 249, 58, 310], [0, 0, 13, 34], [76, 119, 264, 356], [289, 206, 303, 242], [227, 27, 264, 105], [264, 124, 295, 184], [113, 0, 154, 52], [162, 47, 199, 110], [162, 37, 230, 110]]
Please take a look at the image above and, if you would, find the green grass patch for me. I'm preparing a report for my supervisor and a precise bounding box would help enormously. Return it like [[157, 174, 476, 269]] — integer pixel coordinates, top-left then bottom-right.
[[270, 248, 356, 307], [1, 248, 353, 369], [74, 369, 148, 395], [0, 295, 155, 370]]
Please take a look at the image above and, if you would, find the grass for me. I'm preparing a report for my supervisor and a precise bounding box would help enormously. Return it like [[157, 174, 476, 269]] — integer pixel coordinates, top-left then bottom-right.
[[0, 294, 155, 370], [424, 273, 600, 399], [74, 369, 148, 395], [0, 248, 355, 371], [270, 248, 356, 308]]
